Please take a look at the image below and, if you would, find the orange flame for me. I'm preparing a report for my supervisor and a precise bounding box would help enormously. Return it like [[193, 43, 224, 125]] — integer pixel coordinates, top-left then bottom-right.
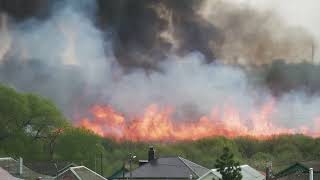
[[77, 101, 319, 142]]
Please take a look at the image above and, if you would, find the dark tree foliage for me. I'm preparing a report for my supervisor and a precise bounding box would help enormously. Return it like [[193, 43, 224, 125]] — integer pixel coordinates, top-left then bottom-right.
[[215, 147, 242, 180]]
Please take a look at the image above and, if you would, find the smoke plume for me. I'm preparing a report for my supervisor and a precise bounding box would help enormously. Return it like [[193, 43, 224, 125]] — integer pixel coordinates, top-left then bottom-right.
[[1, 0, 320, 134]]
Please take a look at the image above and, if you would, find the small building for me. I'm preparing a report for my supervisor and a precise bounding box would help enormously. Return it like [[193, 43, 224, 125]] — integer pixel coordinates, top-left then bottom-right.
[[274, 161, 320, 180], [56, 166, 107, 180], [198, 165, 265, 180], [111, 147, 209, 180]]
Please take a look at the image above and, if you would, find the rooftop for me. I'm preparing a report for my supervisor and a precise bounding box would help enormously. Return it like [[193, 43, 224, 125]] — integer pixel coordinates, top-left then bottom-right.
[[199, 165, 265, 180], [121, 156, 209, 179], [275, 160, 320, 179], [58, 166, 107, 180]]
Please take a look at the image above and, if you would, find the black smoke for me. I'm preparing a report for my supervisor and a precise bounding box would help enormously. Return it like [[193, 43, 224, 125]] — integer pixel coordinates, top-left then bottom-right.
[[96, 0, 219, 69], [0, 0, 53, 21]]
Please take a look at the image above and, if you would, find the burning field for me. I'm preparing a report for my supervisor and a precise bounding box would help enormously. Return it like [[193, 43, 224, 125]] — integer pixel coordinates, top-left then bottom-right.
[[1, 0, 320, 142], [78, 101, 320, 142]]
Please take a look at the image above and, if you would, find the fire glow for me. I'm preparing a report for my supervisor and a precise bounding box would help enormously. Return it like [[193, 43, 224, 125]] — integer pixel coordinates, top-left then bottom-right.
[[78, 100, 320, 142]]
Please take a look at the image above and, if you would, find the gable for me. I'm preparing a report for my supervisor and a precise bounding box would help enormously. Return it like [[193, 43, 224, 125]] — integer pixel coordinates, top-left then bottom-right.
[[199, 165, 265, 180], [57, 166, 107, 180], [72, 166, 107, 180], [275, 163, 309, 178]]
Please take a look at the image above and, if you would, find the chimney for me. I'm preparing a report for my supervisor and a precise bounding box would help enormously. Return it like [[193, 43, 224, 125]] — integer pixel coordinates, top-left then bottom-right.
[[148, 146, 155, 161], [309, 168, 313, 180], [18, 157, 23, 175]]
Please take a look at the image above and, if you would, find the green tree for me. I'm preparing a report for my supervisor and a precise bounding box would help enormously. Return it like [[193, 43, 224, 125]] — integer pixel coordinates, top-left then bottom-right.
[[26, 94, 69, 159], [0, 84, 69, 159], [215, 147, 242, 180], [0, 85, 29, 141], [55, 128, 104, 166]]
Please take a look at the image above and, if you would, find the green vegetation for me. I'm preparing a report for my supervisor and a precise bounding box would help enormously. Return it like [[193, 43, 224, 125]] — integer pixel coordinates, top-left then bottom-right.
[[1, 83, 320, 177], [215, 147, 242, 180]]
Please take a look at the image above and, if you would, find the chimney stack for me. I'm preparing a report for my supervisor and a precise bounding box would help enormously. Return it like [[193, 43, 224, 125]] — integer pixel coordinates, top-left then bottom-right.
[[18, 157, 23, 175], [148, 146, 155, 161], [310, 168, 313, 180]]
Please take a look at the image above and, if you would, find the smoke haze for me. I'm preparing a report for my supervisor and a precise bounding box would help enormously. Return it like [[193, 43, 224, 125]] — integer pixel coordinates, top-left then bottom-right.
[[1, 0, 320, 133]]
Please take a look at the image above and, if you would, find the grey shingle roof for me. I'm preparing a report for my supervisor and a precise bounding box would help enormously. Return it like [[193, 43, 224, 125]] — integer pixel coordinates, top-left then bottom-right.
[[123, 156, 209, 179]]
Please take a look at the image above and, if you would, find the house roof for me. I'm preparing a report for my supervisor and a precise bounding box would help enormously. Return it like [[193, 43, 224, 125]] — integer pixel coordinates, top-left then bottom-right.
[[24, 161, 76, 176], [0, 157, 53, 179], [199, 165, 265, 180], [276, 171, 320, 180], [122, 156, 209, 179], [0, 167, 23, 180], [275, 160, 320, 178], [57, 166, 107, 180]]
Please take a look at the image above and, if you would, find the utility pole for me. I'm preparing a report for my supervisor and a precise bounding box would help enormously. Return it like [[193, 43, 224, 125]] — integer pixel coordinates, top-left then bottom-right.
[[266, 161, 273, 180], [100, 153, 103, 176], [129, 153, 136, 180], [129, 153, 133, 180], [94, 155, 96, 172], [96, 143, 103, 176]]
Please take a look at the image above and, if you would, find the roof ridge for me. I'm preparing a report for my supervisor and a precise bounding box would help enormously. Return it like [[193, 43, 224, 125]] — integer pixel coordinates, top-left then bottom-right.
[[178, 156, 199, 178], [72, 166, 107, 180], [179, 156, 208, 170]]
